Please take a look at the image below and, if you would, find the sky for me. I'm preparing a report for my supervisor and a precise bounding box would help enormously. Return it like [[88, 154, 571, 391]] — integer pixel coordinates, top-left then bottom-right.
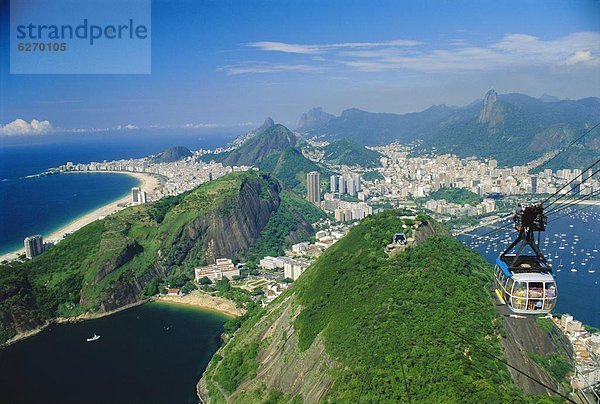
[[0, 0, 599, 136]]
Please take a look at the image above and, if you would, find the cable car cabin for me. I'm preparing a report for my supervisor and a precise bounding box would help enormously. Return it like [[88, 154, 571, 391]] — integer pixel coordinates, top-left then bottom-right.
[[493, 204, 557, 315], [494, 256, 557, 314]]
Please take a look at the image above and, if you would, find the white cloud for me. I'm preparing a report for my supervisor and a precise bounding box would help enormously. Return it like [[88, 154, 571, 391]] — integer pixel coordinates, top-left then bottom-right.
[[218, 62, 327, 75], [0, 119, 53, 136], [566, 50, 592, 65], [227, 32, 600, 74], [246, 39, 422, 54]]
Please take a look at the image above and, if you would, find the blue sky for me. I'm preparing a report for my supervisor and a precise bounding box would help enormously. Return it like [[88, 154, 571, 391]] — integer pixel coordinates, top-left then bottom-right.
[[1, 0, 599, 135]]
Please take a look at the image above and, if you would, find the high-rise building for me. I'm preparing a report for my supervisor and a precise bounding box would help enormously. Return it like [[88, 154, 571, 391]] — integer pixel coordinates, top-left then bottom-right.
[[330, 175, 337, 193], [338, 176, 346, 194], [530, 176, 538, 194], [131, 187, 147, 204], [347, 177, 356, 196], [132, 187, 141, 203], [24, 235, 44, 259], [307, 171, 321, 203]]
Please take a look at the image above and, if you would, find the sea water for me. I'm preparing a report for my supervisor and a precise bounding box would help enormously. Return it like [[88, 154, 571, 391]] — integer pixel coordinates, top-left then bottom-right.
[[0, 302, 227, 404]]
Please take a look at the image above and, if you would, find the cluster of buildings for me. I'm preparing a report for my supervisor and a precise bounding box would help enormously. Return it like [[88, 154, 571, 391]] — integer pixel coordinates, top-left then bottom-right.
[[305, 171, 374, 221], [370, 145, 599, 199], [554, 314, 600, 393], [259, 256, 311, 281], [424, 198, 496, 217], [58, 156, 250, 201], [330, 174, 362, 196], [194, 258, 240, 282]]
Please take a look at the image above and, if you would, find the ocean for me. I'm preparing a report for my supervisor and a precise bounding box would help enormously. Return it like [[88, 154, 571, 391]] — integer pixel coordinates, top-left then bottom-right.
[[0, 130, 231, 255], [0, 303, 227, 404], [459, 205, 599, 328]]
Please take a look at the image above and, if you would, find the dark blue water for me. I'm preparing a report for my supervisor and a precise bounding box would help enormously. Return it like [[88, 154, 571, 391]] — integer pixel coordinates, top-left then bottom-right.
[[0, 302, 227, 404], [0, 130, 230, 254], [460, 205, 599, 328]]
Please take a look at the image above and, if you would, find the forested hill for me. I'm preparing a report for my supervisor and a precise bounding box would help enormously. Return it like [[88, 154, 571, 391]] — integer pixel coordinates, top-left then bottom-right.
[[0, 171, 324, 344], [198, 210, 569, 403], [149, 146, 193, 163], [322, 138, 381, 167], [199, 124, 303, 167], [297, 90, 600, 167], [199, 122, 330, 191]]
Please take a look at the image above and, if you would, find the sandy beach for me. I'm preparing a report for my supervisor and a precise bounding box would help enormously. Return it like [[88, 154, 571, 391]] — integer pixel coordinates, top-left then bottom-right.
[[156, 290, 243, 318], [0, 171, 161, 262]]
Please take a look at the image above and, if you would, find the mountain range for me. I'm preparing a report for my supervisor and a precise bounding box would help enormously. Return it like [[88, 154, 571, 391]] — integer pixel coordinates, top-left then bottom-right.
[[297, 90, 600, 167]]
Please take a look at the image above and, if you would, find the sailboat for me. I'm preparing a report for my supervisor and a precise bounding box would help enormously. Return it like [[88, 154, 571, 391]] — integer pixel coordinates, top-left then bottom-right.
[[86, 334, 101, 342]]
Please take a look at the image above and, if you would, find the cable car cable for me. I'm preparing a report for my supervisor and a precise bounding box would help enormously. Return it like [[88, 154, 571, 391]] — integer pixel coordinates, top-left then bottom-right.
[[545, 189, 600, 217], [541, 159, 600, 208], [544, 165, 599, 210], [534, 122, 600, 173]]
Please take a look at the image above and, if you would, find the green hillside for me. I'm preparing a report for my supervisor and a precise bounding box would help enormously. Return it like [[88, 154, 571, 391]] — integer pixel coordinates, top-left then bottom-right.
[[322, 138, 381, 167], [258, 147, 330, 190], [426, 188, 483, 206], [0, 171, 323, 344], [201, 123, 331, 193], [199, 210, 561, 402], [199, 124, 302, 167]]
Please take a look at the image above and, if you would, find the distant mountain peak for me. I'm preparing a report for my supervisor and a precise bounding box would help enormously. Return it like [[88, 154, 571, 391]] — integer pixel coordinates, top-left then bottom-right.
[[479, 89, 499, 123], [297, 107, 335, 131], [259, 117, 275, 131], [539, 93, 561, 103]]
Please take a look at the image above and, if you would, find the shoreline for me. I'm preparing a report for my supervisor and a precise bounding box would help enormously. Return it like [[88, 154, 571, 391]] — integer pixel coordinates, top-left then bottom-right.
[[0, 171, 161, 262], [154, 290, 243, 318], [1, 292, 240, 349], [1, 299, 149, 349]]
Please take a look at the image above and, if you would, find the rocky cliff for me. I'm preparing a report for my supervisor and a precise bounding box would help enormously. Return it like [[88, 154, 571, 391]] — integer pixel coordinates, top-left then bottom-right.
[[0, 171, 320, 344]]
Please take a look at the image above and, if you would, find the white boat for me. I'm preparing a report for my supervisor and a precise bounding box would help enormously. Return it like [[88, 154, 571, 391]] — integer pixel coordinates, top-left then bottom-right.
[[86, 334, 101, 342], [571, 268, 578, 273]]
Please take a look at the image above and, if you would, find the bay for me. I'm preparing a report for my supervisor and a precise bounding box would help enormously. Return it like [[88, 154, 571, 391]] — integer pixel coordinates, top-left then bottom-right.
[[0, 302, 227, 404]]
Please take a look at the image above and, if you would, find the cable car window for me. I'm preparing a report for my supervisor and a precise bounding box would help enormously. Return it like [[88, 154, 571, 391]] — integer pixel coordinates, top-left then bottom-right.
[[528, 299, 543, 311], [544, 299, 557, 311], [528, 282, 543, 298], [499, 273, 507, 290], [507, 278, 515, 294], [544, 282, 556, 298], [513, 281, 527, 298], [511, 297, 526, 310]]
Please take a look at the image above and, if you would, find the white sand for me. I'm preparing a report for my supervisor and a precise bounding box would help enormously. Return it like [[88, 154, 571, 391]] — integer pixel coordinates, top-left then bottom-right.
[[156, 290, 242, 317], [0, 171, 161, 262]]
